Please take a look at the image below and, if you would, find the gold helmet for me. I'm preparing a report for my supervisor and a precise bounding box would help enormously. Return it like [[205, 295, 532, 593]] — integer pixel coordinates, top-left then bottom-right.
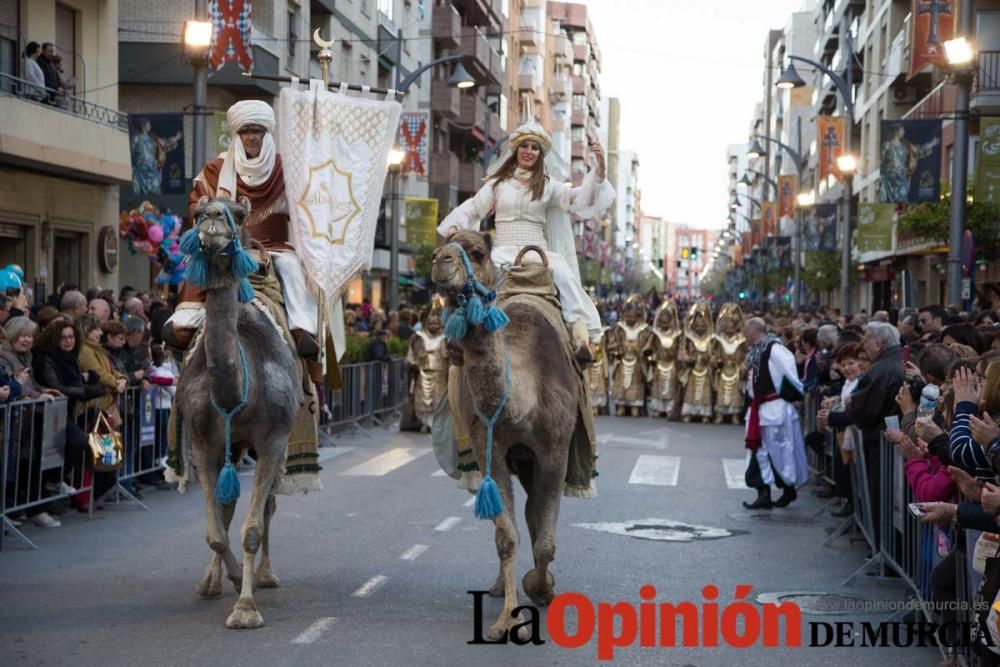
[[624, 294, 646, 318], [653, 299, 680, 333], [685, 301, 714, 335], [422, 294, 447, 324], [716, 302, 744, 333]]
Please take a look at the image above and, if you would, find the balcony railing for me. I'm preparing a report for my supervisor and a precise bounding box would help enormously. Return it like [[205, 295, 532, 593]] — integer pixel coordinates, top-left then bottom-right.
[[431, 6, 460, 48], [0, 72, 128, 131], [975, 51, 1000, 95]]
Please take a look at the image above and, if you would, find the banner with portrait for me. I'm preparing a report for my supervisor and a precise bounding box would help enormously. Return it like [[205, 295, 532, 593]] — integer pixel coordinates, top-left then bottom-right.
[[815, 203, 838, 252], [761, 201, 778, 239], [817, 116, 845, 182], [778, 175, 797, 219], [741, 231, 751, 258], [128, 113, 185, 196], [976, 117, 1000, 203], [908, 0, 955, 80], [279, 82, 402, 308], [879, 119, 942, 203], [751, 218, 762, 248], [856, 203, 895, 253]]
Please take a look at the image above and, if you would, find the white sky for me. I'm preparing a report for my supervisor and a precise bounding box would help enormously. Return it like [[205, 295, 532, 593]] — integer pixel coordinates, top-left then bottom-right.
[[585, 0, 806, 230]]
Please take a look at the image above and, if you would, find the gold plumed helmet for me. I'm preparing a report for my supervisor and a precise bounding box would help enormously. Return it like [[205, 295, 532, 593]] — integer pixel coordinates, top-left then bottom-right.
[[624, 294, 646, 319], [685, 301, 714, 334], [716, 302, 744, 331], [423, 294, 447, 323], [654, 299, 680, 332]]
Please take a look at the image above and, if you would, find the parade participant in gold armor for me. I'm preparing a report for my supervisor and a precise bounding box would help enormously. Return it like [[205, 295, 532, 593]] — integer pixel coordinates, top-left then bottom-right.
[[405, 297, 449, 433], [712, 302, 748, 424], [679, 301, 715, 423], [645, 299, 683, 418], [587, 328, 609, 416], [607, 295, 653, 417]]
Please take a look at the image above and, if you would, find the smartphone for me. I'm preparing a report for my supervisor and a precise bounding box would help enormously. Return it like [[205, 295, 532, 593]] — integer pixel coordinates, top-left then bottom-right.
[[903, 345, 910, 365], [885, 415, 900, 432], [907, 502, 925, 517]]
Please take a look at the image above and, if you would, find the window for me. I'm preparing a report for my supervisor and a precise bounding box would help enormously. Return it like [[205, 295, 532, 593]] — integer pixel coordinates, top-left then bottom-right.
[[573, 62, 583, 77], [287, 10, 297, 60], [571, 158, 586, 175], [572, 94, 585, 109], [571, 126, 585, 142], [55, 3, 77, 81], [378, 0, 394, 21], [572, 31, 587, 45]]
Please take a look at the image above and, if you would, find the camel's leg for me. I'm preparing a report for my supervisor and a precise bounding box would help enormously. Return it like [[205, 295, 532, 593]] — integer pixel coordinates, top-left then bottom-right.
[[254, 494, 280, 589], [487, 465, 525, 642], [226, 447, 283, 630], [522, 460, 563, 607], [488, 459, 533, 598], [193, 444, 240, 598]]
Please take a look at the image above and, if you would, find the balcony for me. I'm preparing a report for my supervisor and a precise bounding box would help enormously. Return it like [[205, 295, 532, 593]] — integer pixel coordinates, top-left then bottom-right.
[[459, 91, 488, 129], [571, 141, 586, 159], [518, 73, 536, 93], [973, 51, 1000, 114], [0, 73, 130, 185], [460, 27, 501, 85], [519, 10, 542, 46], [552, 34, 573, 62], [550, 73, 571, 101], [119, 41, 280, 95], [573, 43, 589, 62], [432, 5, 461, 48], [902, 81, 951, 120], [429, 150, 460, 188], [572, 76, 586, 95], [432, 76, 462, 119], [571, 108, 585, 126], [459, 160, 485, 194]]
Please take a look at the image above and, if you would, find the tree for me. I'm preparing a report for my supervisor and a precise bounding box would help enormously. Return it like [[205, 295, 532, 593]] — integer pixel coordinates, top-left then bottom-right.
[[802, 251, 840, 294]]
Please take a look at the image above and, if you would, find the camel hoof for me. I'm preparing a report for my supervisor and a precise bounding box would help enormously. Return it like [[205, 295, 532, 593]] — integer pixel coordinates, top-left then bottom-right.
[[522, 569, 555, 606], [487, 612, 525, 642], [255, 569, 280, 589], [682, 415, 691, 423], [226, 602, 264, 629], [195, 577, 223, 599]]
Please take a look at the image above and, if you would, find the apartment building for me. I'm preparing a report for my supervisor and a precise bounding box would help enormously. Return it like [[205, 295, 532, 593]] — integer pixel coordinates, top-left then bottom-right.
[[0, 0, 129, 294], [665, 224, 716, 299]]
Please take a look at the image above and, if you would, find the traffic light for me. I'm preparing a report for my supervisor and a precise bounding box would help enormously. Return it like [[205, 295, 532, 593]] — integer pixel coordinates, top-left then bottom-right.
[[738, 290, 747, 299], [690, 247, 698, 259], [681, 248, 690, 259]]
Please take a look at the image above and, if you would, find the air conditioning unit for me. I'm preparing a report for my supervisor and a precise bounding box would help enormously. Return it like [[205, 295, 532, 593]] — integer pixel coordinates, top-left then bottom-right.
[[891, 86, 917, 105]]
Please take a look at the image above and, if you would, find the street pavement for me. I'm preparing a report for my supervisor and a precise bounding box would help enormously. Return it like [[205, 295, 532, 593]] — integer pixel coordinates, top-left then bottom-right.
[[1, 416, 941, 666]]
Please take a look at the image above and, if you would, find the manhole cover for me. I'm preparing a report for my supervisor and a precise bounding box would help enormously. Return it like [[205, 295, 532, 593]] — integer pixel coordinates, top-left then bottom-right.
[[756, 591, 873, 615], [727, 512, 817, 526], [572, 518, 748, 542]]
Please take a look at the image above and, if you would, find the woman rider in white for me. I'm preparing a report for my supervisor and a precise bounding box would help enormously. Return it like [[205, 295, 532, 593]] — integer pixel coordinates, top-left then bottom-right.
[[436, 122, 614, 355]]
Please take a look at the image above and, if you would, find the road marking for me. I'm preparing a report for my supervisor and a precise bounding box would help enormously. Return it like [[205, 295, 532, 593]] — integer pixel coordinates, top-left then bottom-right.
[[399, 544, 429, 561], [607, 435, 670, 450], [723, 458, 750, 489], [341, 447, 430, 476], [431, 469, 448, 477], [317, 447, 355, 464], [597, 432, 615, 444], [627, 455, 681, 486], [351, 575, 388, 598], [463, 496, 476, 507], [435, 516, 462, 531], [573, 518, 745, 542], [291, 617, 338, 644]]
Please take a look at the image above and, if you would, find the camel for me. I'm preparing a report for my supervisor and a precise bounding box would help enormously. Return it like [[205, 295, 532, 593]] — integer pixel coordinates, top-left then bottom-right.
[[432, 230, 586, 641], [174, 197, 302, 629]]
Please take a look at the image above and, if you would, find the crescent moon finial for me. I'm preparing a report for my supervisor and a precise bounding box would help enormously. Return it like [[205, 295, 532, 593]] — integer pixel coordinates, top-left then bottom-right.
[[313, 28, 334, 49]]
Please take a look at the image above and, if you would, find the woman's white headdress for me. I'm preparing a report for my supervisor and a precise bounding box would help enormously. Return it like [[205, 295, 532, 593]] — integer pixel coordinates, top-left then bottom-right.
[[485, 121, 553, 178]]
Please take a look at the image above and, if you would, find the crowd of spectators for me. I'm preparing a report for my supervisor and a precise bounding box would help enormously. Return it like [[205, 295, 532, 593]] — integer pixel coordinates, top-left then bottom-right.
[[21, 41, 75, 106], [1, 274, 177, 530]]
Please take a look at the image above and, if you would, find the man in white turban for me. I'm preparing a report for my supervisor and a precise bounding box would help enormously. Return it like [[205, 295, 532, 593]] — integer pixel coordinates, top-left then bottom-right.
[[169, 100, 325, 363]]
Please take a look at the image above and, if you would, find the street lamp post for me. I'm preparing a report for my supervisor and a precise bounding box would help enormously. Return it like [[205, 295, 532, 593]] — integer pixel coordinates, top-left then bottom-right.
[[183, 8, 212, 177], [777, 33, 856, 314]]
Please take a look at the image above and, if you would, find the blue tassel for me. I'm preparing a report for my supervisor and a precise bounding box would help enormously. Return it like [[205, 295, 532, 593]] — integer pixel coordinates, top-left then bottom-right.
[[465, 293, 485, 325], [482, 304, 509, 332], [179, 228, 202, 255], [214, 462, 241, 505], [474, 476, 504, 520], [237, 278, 255, 304], [230, 246, 258, 279], [445, 307, 468, 339], [185, 255, 208, 286]]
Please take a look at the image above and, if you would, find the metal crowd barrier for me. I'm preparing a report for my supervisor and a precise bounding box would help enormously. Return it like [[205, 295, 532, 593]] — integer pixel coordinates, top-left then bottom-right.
[[321, 360, 408, 437]]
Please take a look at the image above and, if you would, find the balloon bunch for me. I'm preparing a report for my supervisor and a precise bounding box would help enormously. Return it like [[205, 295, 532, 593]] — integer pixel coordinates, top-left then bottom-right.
[[118, 201, 187, 286]]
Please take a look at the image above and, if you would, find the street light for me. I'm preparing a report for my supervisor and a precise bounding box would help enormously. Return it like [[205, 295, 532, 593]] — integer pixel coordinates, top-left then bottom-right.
[[387, 145, 406, 167], [775, 62, 807, 89], [796, 190, 815, 208], [836, 153, 858, 174], [183, 14, 212, 177], [746, 139, 767, 159], [944, 37, 974, 66], [447, 62, 476, 88], [739, 172, 753, 186]]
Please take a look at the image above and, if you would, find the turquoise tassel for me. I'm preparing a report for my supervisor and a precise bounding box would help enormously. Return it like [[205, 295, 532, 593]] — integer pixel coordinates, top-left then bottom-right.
[[230, 246, 258, 279], [237, 278, 254, 304], [214, 462, 240, 505], [179, 228, 201, 255], [465, 293, 485, 325], [474, 475, 504, 520], [185, 254, 208, 286], [482, 304, 509, 332], [445, 307, 468, 339]]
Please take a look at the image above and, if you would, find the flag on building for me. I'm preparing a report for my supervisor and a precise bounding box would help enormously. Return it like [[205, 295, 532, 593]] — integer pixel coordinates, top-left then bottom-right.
[[908, 0, 956, 80], [817, 116, 844, 181], [762, 201, 777, 239], [855, 203, 895, 253], [976, 117, 1000, 203], [398, 112, 429, 176], [879, 118, 943, 203], [751, 218, 762, 248], [778, 175, 797, 219], [741, 232, 751, 258], [815, 203, 838, 252], [208, 0, 254, 72]]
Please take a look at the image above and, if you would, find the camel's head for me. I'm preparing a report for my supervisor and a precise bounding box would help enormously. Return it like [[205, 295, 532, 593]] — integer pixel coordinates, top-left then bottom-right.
[[431, 230, 495, 296], [179, 196, 258, 302], [191, 196, 251, 257]]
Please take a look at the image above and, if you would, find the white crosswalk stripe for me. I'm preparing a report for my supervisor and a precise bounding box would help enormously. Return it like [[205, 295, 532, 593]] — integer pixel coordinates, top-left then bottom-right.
[[723, 458, 750, 489], [340, 447, 430, 477], [627, 455, 681, 486]]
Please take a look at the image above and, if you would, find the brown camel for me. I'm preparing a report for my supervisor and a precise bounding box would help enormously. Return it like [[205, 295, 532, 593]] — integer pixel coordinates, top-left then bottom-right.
[[432, 230, 583, 641]]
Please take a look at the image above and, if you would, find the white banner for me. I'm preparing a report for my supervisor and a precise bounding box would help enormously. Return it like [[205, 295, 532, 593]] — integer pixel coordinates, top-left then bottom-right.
[[279, 81, 401, 304]]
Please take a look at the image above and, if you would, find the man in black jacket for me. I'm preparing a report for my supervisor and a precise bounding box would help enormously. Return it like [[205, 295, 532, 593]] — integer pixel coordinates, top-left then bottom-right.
[[37, 43, 62, 104], [820, 321, 904, 546]]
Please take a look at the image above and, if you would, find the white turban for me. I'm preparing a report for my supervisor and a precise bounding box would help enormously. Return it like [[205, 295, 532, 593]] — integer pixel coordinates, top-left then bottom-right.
[[217, 100, 277, 199]]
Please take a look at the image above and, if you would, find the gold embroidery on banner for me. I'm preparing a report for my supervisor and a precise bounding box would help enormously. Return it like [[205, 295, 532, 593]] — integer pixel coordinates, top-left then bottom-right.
[[297, 159, 363, 245]]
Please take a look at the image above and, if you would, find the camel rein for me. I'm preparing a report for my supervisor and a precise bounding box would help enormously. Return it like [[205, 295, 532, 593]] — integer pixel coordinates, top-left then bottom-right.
[[210, 341, 251, 505]]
